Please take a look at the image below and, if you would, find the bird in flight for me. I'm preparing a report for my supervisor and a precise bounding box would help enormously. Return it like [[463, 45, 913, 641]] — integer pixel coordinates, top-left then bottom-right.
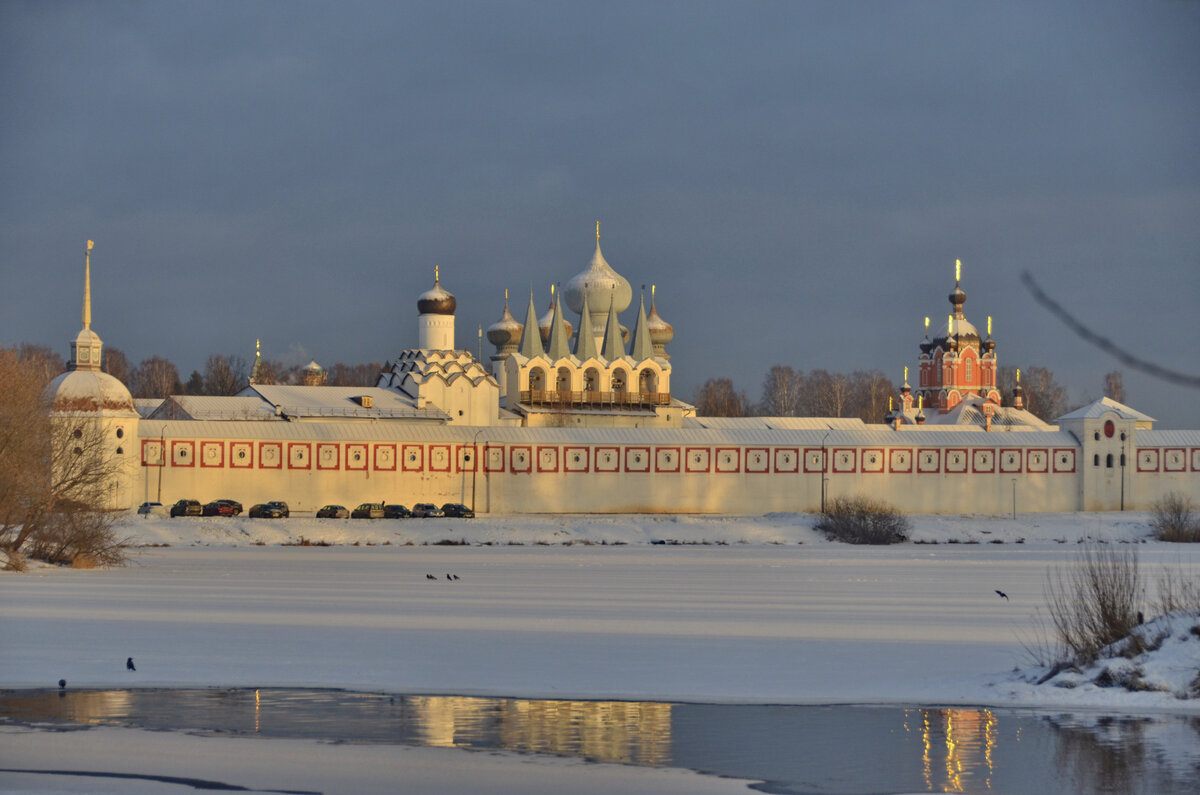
[[994, 590, 1009, 600]]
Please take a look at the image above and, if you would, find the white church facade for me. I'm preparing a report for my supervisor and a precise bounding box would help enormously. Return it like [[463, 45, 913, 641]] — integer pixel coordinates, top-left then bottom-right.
[[46, 236, 1200, 516]]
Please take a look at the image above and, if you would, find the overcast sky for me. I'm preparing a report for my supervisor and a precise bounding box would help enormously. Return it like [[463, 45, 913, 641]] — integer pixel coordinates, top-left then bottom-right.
[[2, 1, 1197, 426]]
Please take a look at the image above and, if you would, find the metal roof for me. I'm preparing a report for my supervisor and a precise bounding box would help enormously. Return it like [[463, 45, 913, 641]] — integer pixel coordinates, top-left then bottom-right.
[[1057, 397, 1156, 423]]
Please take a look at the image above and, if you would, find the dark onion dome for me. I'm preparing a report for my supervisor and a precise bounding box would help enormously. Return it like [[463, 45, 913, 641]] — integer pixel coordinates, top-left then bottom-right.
[[982, 334, 996, 353], [486, 292, 524, 350], [417, 267, 456, 315]]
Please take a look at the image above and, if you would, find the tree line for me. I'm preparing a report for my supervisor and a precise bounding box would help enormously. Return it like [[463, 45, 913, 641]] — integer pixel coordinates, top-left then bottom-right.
[[7, 343, 383, 399], [693, 364, 1126, 423]]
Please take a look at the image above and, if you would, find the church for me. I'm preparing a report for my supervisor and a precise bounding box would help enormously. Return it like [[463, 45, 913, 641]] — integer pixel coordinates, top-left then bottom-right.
[[46, 234, 1199, 515]]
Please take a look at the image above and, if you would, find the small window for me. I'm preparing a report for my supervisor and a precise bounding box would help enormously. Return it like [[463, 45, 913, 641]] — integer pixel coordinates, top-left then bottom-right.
[[116, 428, 124, 439], [116, 447, 124, 455], [1093, 454, 1100, 467], [1106, 454, 1113, 468]]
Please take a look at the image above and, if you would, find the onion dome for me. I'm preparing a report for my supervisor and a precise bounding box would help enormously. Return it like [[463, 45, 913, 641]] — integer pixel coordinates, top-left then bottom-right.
[[645, 286, 674, 359], [537, 289, 573, 344], [417, 266, 456, 316], [486, 290, 524, 354], [563, 222, 632, 340]]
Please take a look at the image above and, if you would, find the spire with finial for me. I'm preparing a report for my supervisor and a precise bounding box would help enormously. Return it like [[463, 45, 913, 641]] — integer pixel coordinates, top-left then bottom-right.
[[83, 240, 93, 330], [518, 290, 545, 358], [69, 240, 103, 371], [601, 289, 626, 361], [628, 291, 655, 361]]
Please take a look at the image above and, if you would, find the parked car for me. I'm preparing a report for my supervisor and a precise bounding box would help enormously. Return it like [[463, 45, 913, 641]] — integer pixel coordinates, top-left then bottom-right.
[[316, 504, 350, 519], [384, 504, 412, 519], [249, 502, 288, 518], [411, 503, 445, 518], [441, 503, 475, 518], [203, 499, 243, 516], [170, 499, 203, 517], [136, 501, 169, 517], [351, 502, 386, 519]]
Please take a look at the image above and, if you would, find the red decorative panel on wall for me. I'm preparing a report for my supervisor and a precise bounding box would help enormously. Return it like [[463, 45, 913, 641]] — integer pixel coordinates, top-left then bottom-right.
[[316, 443, 340, 470], [564, 446, 589, 472], [803, 448, 825, 474], [685, 447, 711, 473], [917, 448, 940, 474], [861, 448, 884, 473], [831, 448, 855, 474], [428, 445, 451, 472], [1137, 448, 1159, 473], [745, 447, 770, 473], [624, 446, 650, 472], [594, 447, 620, 472], [888, 448, 912, 474], [1026, 449, 1048, 473], [1192, 448, 1200, 473], [537, 446, 559, 473], [456, 444, 477, 473], [1053, 448, 1077, 473], [971, 449, 995, 474], [200, 441, 224, 468], [372, 443, 396, 471], [288, 443, 311, 470], [401, 444, 422, 471], [944, 448, 968, 473], [1163, 448, 1186, 472], [655, 447, 680, 473], [773, 448, 799, 473], [171, 440, 195, 468], [715, 447, 740, 473], [510, 445, 532, 473], [483, 444, 505, 473], [346, 444, 368, 471], [258, 442, 282, 469], [998, 448, 1022, 473], [230, 442, 253, 468], [141, 439, 164, 467]]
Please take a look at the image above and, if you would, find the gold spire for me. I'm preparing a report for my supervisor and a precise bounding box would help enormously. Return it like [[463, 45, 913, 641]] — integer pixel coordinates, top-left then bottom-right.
[[595, 220, 600, 241], [924, 316, 930, 334], [434, 264, 439, 283], [904, 366, 909, 383], [1016, 368, 1021, 384], [987, 316, 992, 336], [83, 240, 94, 330], [955, 258, 961, 285]]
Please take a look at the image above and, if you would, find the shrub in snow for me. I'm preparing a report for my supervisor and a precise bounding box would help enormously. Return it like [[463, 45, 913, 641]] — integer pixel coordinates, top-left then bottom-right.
[[1044, 545, 1141, 664], [815, 497, 910, 545], [1149, 493, 1200, 542]]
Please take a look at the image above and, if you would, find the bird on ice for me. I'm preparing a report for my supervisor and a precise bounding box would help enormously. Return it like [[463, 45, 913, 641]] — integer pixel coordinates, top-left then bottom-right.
[[58, 679, 66, 690], [994, 590, 1009, 600], [126, 657, 136, 671]]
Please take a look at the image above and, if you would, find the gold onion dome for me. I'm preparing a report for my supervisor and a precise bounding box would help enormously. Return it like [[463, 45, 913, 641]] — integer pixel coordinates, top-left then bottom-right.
[[646, 289, 674, 348], [486, 292, 524, 349], [417, 267, 456, 315]]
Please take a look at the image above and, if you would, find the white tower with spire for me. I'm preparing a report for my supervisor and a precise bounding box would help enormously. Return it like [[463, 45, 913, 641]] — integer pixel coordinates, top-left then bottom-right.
[[417, 266, 457, 350]]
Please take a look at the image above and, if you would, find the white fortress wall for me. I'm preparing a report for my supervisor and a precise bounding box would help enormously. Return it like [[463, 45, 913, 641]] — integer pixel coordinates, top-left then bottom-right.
[[127, 420, 1200, 515]]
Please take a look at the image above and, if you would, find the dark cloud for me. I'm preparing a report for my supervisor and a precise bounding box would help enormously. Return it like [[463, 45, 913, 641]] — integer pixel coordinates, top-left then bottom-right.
[[2, 1, 1197, 425]]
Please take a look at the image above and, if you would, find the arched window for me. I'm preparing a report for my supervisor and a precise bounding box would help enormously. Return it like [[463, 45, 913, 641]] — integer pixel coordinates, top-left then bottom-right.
[[584, 367, 600, 394], [611, 368, 627, 393], [1106, 454, 1114, 468], [639, 368, 658, 395], [1094, 454, 1100, 467], [556, 366, 572, 393], [528, 367, 546, 392], [964, 357, 973, 382]]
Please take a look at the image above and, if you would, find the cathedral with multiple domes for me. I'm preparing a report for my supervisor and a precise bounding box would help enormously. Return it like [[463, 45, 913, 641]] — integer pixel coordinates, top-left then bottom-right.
[[44, 234, 1199, 515]]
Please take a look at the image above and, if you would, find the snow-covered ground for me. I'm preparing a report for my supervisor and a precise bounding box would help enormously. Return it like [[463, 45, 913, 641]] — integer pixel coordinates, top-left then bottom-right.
[[2, 511, 1198, 793]]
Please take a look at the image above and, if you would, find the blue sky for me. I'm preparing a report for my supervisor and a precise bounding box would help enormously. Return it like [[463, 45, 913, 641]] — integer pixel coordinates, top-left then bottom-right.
[[2, 1, 1197, 425]]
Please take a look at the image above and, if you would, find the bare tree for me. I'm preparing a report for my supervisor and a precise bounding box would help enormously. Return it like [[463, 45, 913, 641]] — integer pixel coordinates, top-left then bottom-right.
[[756, 365, 803, 416], [202, 354, 248, 396], [15, 343, 63, 383], [102, 346, 131, 384], [1103, 371, 1126, 404], [327, 361, 384, 387], [694, 378, 748, 417], [131, 356, 183, 399], [804, 369, 851, 418], [0, 348, 125, 568], [1021, 366, 1069, 421], [847, 370, 895, 423]]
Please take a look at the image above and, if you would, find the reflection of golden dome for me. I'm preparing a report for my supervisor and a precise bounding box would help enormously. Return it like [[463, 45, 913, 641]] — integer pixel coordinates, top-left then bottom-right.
[[417, 269, 457, 316]]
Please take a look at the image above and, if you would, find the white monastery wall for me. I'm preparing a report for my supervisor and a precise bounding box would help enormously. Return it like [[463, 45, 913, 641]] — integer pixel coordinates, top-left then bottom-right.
[[131, 420, 1199, 515]]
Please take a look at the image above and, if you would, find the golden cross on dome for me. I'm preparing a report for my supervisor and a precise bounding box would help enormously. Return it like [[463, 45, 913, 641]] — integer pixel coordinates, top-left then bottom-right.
[[434, 265, 439, 283], [595, 220, 600, 241]]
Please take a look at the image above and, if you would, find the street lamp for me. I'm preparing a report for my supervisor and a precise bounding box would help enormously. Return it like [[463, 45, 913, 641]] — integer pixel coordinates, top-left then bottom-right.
[[820, 427, 832, 513], [470, 427, 487, 513]]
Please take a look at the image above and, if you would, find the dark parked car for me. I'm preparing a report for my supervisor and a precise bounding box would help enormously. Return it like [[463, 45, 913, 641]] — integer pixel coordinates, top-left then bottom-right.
[[203, 499, 243, 516], [384, 504, 412, 519], [316, 504, 350, 519], [136, 501, 168, 517], [441, 503, 475, 518], [170, 499, 203, 517], [249, 501, 288, 518], [351, 502, 386, 519], [411, 503, 445, 518]]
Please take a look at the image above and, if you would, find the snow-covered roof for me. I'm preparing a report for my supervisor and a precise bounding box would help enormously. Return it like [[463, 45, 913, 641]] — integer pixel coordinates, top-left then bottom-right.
[[241, 384, 449, 421], [905, 398, 1053, 430], [1055, 397, 1156, 424], [45, 369, 137, 416], [149, 395, 278, 421]]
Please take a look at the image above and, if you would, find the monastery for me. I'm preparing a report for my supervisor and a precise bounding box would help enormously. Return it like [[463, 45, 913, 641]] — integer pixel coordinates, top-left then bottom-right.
[[47, 234, 1199, 515]]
